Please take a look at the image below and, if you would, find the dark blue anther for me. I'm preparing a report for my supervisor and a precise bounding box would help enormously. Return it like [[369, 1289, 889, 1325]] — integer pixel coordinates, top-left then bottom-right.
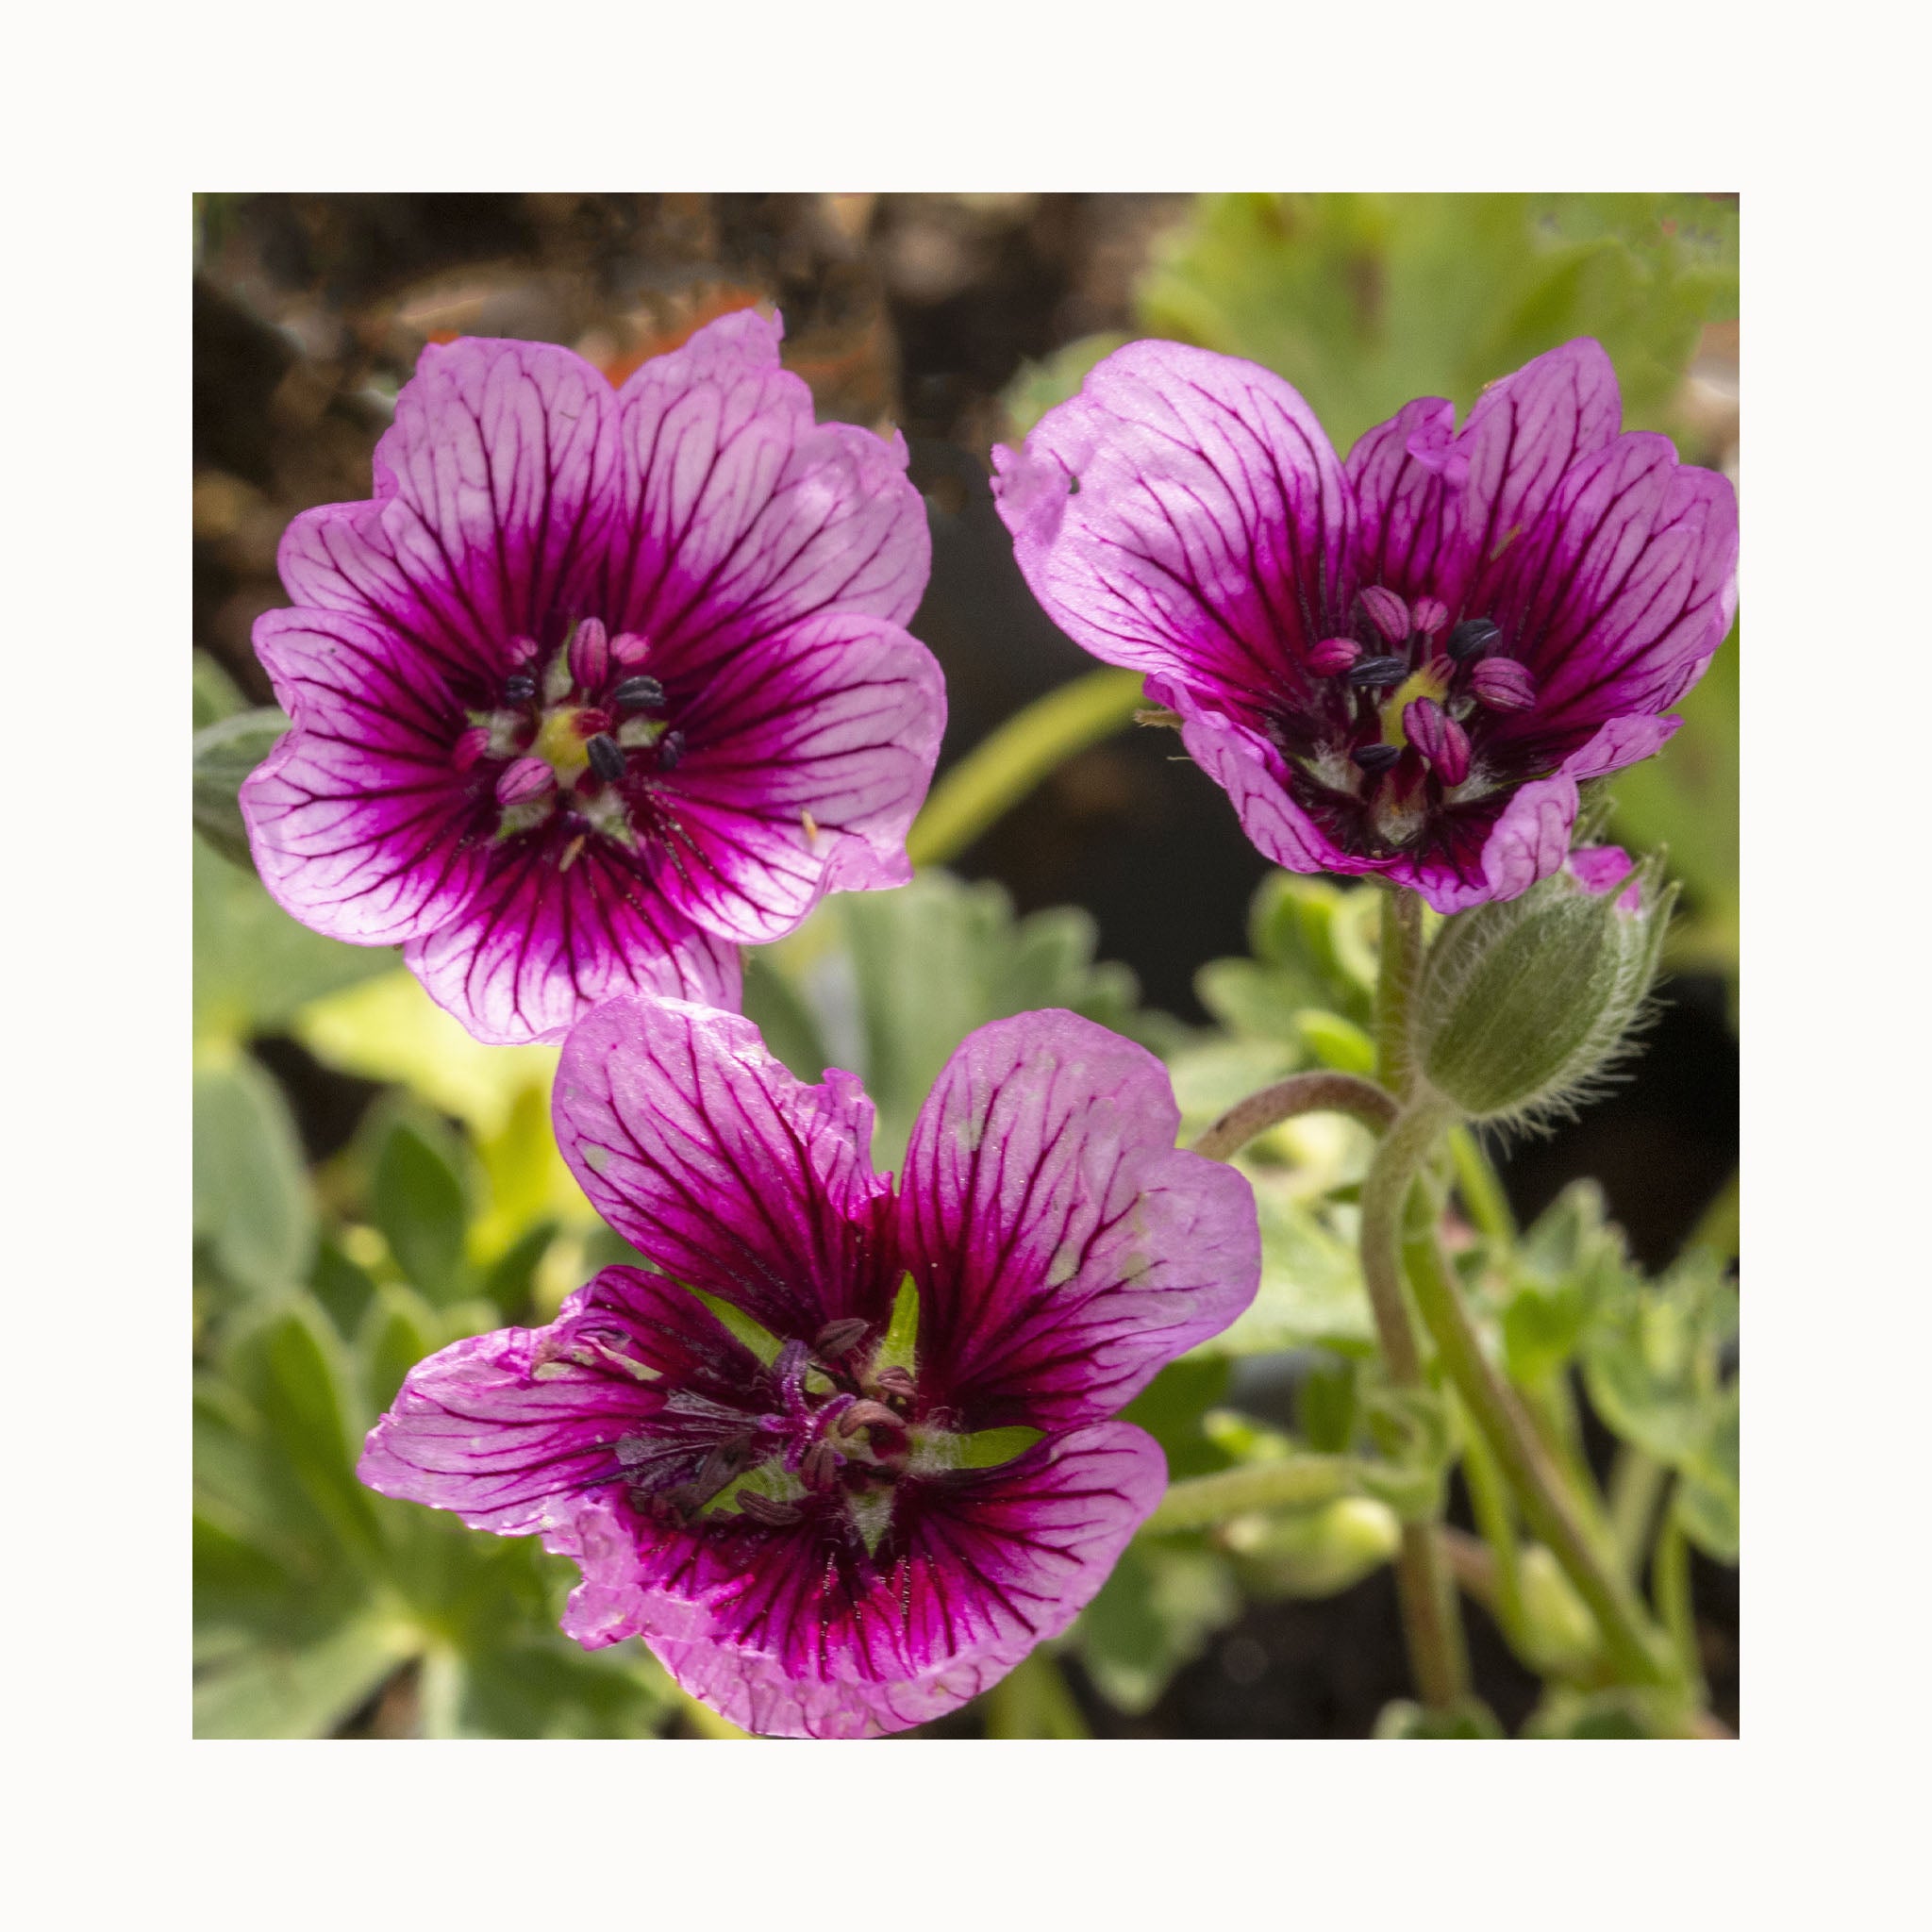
[[1446, 617, 1503, 661], [586, 733, 626, 783], [1343, 655, 1410, 688], [1351, 742, 1403, 774], [611, 675, 666, 712], [504, 672, 537, 702]]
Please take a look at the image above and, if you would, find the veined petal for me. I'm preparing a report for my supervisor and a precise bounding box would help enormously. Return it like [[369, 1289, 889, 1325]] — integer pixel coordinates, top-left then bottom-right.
[[1396, 770, 1580, 915], [553, 995, 892, 1341], [1347, 341, 1624, 616], [403, 843, 741, 1046], [356, 1268, 758, 1538], [240, 726, 487, 947], [252, 607, 460, 760], [569, 1423, 1164, 1739], [604, 309, 929, 672], [280, 340, 620, 692], [640, 609, 945, 945], [992, 340, 1352, 715], [895, 1010, 1259, 1431], [1158, 678, 1380, 882], [1482, 434, 1737, 732]]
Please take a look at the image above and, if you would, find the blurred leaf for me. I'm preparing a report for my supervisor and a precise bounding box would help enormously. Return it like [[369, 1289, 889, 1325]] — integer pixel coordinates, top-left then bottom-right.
[[368, 1108, 473, 1307], [192, 648, 247, 729], [193, 837, 393, 1047], [753, 869, 1149, 1166], [193, 1616, 418, 1739], [1120, 1357, 1233, 1481], [481, 1218, 557, 1326], [311, 1235, 378, 1337], [192, 1054, 314, 1295], [1140, 192, 1737, 451], [1196, 1174, 1374, 1355], [192, 707, 290, 869], [1224, 1496, 1400, 1599], [1072, 1539, 1241, 1716], [358, 1283, 443, 1417], [1292, 1009, 1377, 1075], [1297, 1350, 1357, 1453], [981, 1650, 1091, 1739], [1000, 331, 1130, 437], [1374, 1697, 1505, 1740]]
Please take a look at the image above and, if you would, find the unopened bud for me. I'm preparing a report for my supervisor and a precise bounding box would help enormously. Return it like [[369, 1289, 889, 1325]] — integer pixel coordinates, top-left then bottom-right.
[[1410, 850, 1675, 1124]]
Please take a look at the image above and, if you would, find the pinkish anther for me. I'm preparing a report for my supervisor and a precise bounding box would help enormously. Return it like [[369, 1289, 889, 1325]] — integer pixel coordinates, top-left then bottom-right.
[[800, 1440, 841, 1491], [736, 1492, 802, 1527], [813, 1318, 871, 1358], [496, 757, 557, 806], [1470, 658, 1538, 712], [1410, 596, 1449, 637], [609, 629, 653, 666], [452, 725, 490, 773], [1405, 698, 1471, 786], [873, 1365, 916, 1402], [1358, 586, 1410, 643], [837, 1400, 903, 1440], [1307, 636, 1362, 676], [568, 616, 610, 690]]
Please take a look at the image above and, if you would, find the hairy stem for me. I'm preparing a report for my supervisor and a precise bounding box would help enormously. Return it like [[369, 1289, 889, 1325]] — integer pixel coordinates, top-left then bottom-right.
[[1400, 1221, 1676, 1687], [1359, 1097, 1469, 1707], [906, 668, 1144, 867], [1375, 887, 1426, 1102], [1189, 1070, 1397, 1160]]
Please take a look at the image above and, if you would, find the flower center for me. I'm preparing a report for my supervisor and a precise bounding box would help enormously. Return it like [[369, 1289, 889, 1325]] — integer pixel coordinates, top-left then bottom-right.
[[457, 618, 682, 856], [1282, 587, 1541, 851]]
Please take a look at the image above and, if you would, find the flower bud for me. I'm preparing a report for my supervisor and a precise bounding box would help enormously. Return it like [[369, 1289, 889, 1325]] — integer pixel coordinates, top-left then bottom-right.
[[568, 616, 610, 690], [1409, 849, 1675, 1124]]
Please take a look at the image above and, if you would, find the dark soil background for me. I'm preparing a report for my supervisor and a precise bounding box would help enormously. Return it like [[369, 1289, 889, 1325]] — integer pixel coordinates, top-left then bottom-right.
[[193, 192, 1739, 1736]]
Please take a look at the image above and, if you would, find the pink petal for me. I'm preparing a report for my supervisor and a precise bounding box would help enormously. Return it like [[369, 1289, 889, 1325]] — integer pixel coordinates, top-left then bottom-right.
[[895, 1010, 1260, 1431]]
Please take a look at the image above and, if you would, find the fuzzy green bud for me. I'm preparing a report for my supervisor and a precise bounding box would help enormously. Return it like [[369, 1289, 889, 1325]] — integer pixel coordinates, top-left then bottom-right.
[[1410, 850, 1675, 1125]]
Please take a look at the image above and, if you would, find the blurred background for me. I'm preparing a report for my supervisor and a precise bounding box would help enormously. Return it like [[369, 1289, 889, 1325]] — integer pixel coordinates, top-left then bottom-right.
[[192, 192, 1739, 1739]]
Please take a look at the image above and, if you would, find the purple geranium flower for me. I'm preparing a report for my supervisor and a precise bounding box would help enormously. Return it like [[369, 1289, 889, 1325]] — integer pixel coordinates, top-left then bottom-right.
[[992, 338, 1737, 913], [358, 998, 1258, 1737], [242, 310, 944, 1042]]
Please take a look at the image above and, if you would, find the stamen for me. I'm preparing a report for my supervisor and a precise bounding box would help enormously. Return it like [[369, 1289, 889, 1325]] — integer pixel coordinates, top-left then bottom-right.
[[837, 1399, 905, 1439], [1358, 586, 1410, 643], [1352, 742, 1403, 774], [504, 672, 538, 703], [451, 725, 490, 773], [1411, 595, 1449, 637], [1470, 658, 1538, 712], [586, 734, 627, 783], [610, 630, 654, 666], [813, 1318, 871, 1358], [736, 1493, 802, 1527], [611, 675, 666, 712], [568, 616, 610, 690], [1446, 617, 1503, 661], [800, 1441, 841, 1491], [1403, 697, 1471, 786], [1345, 656, 1410, 689], [1307, 637, 1362, 676], [495, 757, 556, 806], [872, 1365, 916, 1403], [657, 728, 687, 773]]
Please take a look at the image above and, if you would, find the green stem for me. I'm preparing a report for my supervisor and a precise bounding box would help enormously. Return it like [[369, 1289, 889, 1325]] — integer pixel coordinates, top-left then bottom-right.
[[1448, 1126, 1516, 1246], [1189, 1070, 1397, 1161], [1358, 1097, 1469, 1708], [1457, 1404, 1527, 1651], [1140, 1455, 1357, 1535], [1608, 1445, 1669, 1581], [1374, 887, 1425, 1102], [1652, 1499, 1706, 1699], [1400, 1221, 1676, 1687], [905, 668, 1144, 868]]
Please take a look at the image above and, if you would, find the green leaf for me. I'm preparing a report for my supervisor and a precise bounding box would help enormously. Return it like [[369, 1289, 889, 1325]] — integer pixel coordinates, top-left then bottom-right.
[[193, 837, 394, 1047], [311, 1235, 378, 1336], [1071, 1538, 1241, 1716], [1195, 1176, 1374, 1354], [1140, 192, 1737, 452], [192, 707, 291, 869], [1120, 1357, 1232, 1481], [1374, 1697, 1505, 1740], [1000, 331, 1131, 437], [192, 648, 247, 729], [368, 1110, 474, 1307], [1223, 1496, 1400, 1599], [193, 1617, 419, 1738], [1292, 1009, 1377, 1075], [1297, 1350, 1357, 1453], [480, 1218, 556, 1325], [192, 1054, 315, 1295], [981, 1649, 1091, 1739]]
